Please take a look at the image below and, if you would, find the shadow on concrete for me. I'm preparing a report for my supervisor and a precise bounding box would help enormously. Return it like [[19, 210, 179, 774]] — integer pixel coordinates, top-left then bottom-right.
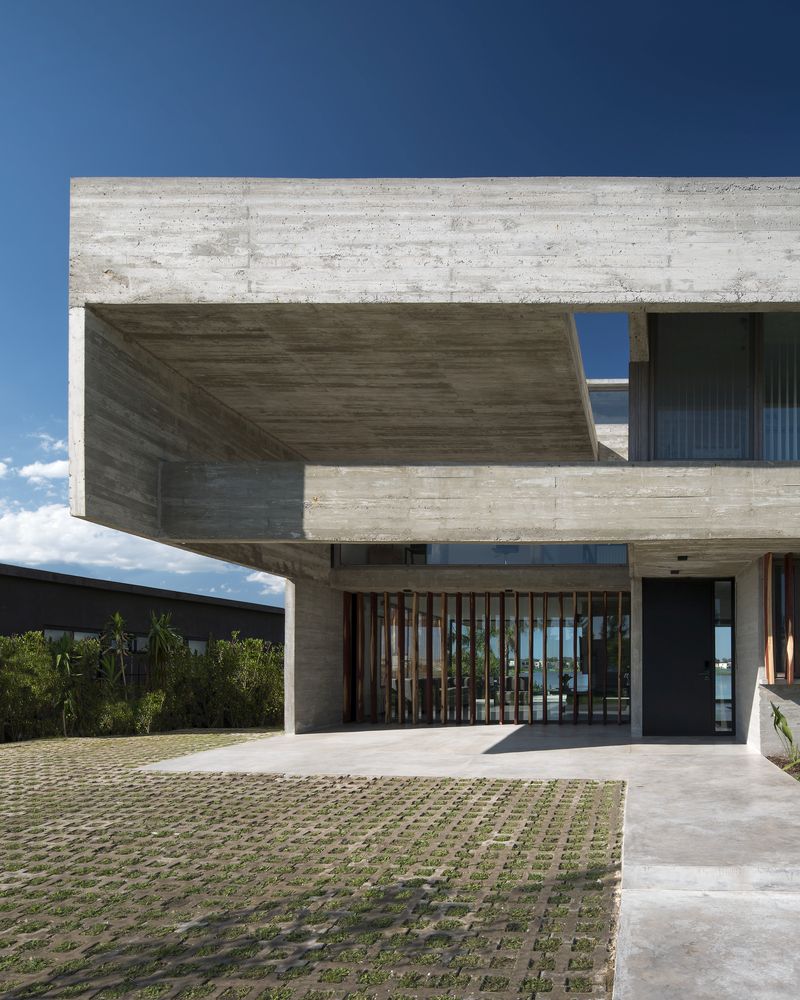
[[482, 724, 728, 755]]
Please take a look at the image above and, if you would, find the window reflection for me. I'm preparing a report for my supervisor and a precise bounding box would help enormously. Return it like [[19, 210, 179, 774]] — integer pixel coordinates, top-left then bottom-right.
[[714, 581, 734, 733]]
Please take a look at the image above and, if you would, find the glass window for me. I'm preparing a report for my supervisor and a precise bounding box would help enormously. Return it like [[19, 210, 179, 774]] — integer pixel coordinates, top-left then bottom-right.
[[653, 314, 752, 459], [764, 315, 800, 460], [714, 581, 734, 733], [187, 639, 207, 655], [337, 543, 628, 567], [44, 628, 70, 642], [588, 387, 629, 424]]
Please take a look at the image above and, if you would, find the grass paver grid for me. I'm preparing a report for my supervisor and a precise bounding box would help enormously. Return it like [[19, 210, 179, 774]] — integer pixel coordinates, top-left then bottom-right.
[[0, 734, 623, 1000]]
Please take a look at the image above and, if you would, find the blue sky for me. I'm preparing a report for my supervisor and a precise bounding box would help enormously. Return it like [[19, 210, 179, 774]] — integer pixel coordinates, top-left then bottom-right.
[[1, 0, 799, 607]]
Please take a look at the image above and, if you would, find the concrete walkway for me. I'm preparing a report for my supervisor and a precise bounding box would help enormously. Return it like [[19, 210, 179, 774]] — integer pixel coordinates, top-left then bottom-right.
[[146, 726, 800, 999]]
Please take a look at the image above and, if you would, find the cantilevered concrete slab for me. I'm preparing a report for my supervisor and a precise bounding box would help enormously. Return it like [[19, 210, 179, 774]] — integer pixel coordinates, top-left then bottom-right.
[[90, 303, 597, 462]]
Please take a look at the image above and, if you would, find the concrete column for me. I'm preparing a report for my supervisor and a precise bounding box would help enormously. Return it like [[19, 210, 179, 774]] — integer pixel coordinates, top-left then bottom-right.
[[630, 577, 643, 737], [734, 557, 764, 748], [284, 579, 343, 734]]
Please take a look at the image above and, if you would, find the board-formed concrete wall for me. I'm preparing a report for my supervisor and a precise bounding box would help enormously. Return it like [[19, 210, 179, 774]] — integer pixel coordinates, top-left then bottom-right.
[[159, 460, 800, 545], [70, 177, 800, 307], [735, 558, 763, 747], [284, 579, 343, 734]]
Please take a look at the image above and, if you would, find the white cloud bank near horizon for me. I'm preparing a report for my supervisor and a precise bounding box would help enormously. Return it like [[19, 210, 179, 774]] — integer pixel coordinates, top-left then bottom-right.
[[0, 502, 286, 600]]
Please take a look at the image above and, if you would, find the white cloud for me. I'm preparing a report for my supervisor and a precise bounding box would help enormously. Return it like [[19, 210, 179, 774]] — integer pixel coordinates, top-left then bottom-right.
[[18, 459, 69, 485], [0, 503, 230, 574], [0, 462, 8, 479], [33, 433, 67, 454], [246, 570, 286, 599]]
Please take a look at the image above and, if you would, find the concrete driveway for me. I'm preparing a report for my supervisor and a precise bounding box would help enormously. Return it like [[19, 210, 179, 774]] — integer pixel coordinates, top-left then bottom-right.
[[146, 725, 800, 999]]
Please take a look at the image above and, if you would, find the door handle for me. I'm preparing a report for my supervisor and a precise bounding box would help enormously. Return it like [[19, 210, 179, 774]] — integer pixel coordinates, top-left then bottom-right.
[[699, 659, 711, 680]]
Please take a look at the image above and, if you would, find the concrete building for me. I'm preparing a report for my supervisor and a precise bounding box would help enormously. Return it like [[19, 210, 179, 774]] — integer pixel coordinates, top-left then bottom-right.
[[68, 177, 800, 751]]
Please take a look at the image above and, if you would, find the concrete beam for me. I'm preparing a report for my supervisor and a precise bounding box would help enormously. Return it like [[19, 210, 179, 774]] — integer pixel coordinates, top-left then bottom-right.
[[71, 178, 800, 308], [159, 460, 800, 544]]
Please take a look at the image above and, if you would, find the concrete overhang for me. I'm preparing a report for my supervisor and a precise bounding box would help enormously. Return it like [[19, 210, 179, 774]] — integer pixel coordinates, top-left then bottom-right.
[[68, 177, 800, 580], [90, 303, 598, 463]]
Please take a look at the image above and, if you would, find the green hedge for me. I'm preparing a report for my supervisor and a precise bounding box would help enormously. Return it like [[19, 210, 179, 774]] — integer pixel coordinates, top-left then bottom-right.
[[0, 630, 283, 742]]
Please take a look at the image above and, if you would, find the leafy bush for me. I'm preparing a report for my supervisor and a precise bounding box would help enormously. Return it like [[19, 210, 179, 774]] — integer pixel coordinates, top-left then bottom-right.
[[0, 622, 283, 742], [135, 690, 166, 735], [161, 635, 283, 730], [96, 699, 136, 736], [0, 632, 58, 741]]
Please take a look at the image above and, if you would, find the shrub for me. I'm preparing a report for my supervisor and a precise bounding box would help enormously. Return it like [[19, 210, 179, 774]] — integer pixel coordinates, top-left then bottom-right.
[[0, 632, 59, 741], [161, 636, 283, 730], [135, 690, 166, 735], [96, 699, 135, 736], [0, 624, 283, 742]]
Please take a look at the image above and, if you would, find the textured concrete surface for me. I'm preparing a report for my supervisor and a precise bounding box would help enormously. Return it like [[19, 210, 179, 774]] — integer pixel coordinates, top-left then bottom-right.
[[146, 725, 800, 998], [70, 177, 800, 307], [284, 578, 342, 734]]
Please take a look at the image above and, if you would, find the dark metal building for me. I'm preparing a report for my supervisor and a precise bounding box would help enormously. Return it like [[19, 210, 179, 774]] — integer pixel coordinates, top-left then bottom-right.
[[0, 563, 284, 654]]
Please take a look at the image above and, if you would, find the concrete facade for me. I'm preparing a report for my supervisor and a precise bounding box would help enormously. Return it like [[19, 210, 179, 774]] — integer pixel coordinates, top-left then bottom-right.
[[68, 177, 800, 745]]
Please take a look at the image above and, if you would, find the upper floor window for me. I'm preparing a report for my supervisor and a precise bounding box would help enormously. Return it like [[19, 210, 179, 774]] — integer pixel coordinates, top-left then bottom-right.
[[649, 313, 800, 461], [764, 315, 800, 460]]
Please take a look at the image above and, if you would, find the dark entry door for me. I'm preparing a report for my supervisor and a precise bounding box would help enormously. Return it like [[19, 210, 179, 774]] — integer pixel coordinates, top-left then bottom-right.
[[642, 579, 715, 736]]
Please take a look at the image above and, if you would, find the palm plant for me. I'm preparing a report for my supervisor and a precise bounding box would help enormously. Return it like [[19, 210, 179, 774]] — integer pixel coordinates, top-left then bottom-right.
[[52, 636, 81, 737], [103, 611, 130, 700], [147, 611, 181, 689]]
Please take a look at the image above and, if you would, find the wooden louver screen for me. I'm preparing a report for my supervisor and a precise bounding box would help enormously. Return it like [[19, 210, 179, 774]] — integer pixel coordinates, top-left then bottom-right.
[[344, 590, 631, 725]]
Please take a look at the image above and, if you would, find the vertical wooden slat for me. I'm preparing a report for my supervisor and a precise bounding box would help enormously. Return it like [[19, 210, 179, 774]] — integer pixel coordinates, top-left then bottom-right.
[[558, 593, 564, 724], [617, 591, 623, 725], [572, 592, 579, 724], [370, 593, 378, 723], [355, 594, 365, 723], [469, 592, 477, 724], [455, 593, 463, 724], [542, 593, 548, 725], [786, 555, 795, 685], [440, 593, 448, 723], [411, 593, 419, 724], [425, 592, 434, 722], [383, 592, 392, 723], [499, 592, 506, 724], [764, 554, 775, 684], [397, 593, 406, 725], [587, 591, 593, 725], [342, 593, 353, 723], [602, 591, 609, 724], [514, 592, 521, 725], [484, 592, 491, 725], [528, 592, 535, 724]]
